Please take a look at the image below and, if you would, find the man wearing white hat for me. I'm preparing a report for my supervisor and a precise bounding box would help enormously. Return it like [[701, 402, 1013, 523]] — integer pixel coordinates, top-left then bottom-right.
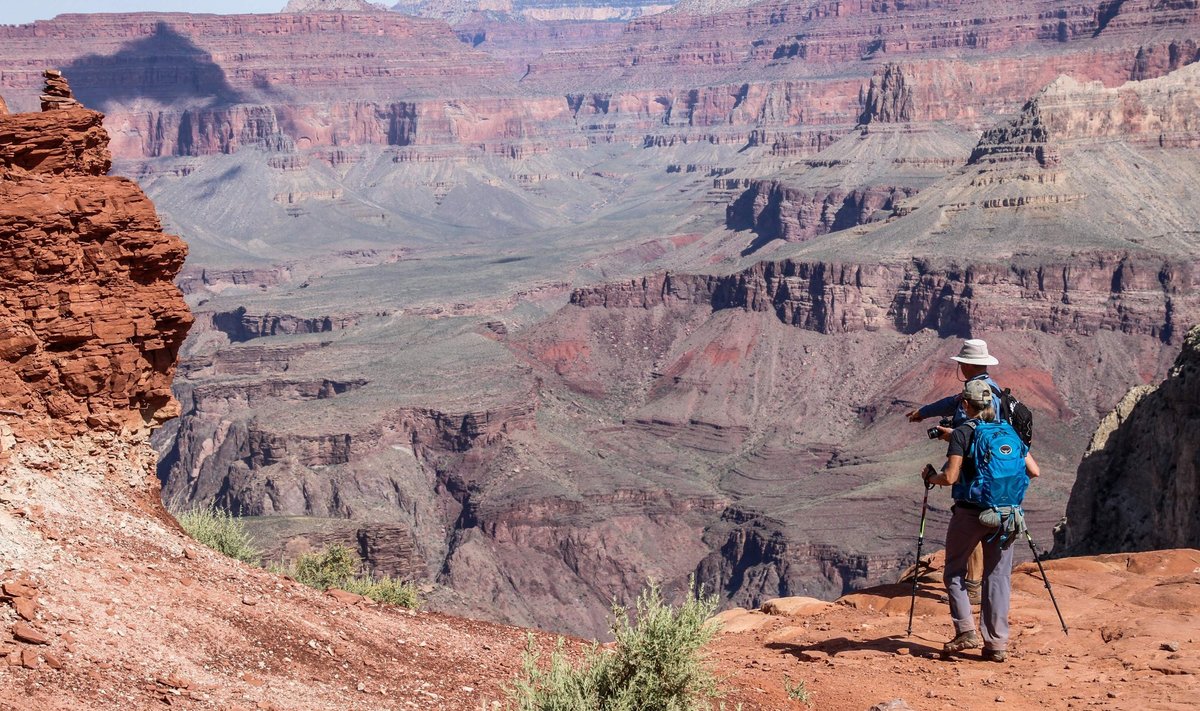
[[906, 338, 1005, 606], [906, 338, 1003, 436]]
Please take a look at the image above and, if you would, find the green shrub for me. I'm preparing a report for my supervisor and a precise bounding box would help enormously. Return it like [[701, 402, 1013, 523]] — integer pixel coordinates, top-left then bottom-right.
[[291, 543, 359, 590], [275, 544, 420, 609], [511, 636, 608, 711], [174, 506, 260, 565], [341, 575, 421, 608], [510, 579, 721, 711]]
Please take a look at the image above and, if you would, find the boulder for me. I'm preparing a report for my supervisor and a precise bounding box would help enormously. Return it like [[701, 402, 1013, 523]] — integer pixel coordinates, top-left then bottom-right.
[[759, 597, 833, 617]]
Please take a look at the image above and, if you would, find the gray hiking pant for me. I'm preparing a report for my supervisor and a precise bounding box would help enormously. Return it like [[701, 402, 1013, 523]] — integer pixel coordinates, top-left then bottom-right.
[[943, 504, 1014, 651]]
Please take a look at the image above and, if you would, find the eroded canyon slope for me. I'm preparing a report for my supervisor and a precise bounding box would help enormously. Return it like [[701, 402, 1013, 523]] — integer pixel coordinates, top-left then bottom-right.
[[1, 54, 1198, 711], [1, 1, 1198, 637]]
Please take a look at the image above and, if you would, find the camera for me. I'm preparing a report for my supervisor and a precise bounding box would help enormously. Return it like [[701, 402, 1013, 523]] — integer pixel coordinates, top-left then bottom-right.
[[927, 417, 953, 439]]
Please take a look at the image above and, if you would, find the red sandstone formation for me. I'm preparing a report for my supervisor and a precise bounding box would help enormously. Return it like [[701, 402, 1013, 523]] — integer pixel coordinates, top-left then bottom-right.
[[0, 73, 192, 446]]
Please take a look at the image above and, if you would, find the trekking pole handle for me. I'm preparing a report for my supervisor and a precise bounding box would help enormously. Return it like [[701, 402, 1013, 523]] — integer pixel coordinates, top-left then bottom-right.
[[921, 463, 937, 489]]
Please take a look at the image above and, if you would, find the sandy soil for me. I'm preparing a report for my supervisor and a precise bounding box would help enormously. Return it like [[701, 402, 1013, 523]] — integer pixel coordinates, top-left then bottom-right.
[[710, 550, 1200, 710]]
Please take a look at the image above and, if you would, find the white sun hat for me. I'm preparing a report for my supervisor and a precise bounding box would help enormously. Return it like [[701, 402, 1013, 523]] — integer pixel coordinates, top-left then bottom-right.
[[950, 339, 999, 366]]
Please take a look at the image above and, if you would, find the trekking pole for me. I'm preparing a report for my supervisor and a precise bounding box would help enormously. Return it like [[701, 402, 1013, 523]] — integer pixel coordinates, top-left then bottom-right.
[[906, 475, 935, 636], [1023, 526, 1068, 635]]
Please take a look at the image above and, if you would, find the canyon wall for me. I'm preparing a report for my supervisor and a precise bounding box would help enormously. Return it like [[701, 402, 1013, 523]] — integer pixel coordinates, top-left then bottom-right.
[[0, 74, 192, 445], [392, 0, 674, 23], [569, 254, 1199, 344], [0, 1, 1196, 161], [1054, 324, 1200, 555]]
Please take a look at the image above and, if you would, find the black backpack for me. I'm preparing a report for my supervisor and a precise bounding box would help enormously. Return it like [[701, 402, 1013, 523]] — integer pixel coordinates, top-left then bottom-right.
[[997, 388, 1034, 446]]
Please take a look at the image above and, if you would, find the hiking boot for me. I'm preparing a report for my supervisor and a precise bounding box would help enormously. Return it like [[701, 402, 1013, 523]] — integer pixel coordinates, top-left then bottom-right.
[[965, 578, 982, 606], [983, 648, 1008, 663], [943, 630, 983, 654]]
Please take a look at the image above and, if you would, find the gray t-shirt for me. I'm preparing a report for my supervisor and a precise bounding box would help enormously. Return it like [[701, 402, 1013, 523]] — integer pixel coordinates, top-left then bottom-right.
[[947, 422, 979, 505]]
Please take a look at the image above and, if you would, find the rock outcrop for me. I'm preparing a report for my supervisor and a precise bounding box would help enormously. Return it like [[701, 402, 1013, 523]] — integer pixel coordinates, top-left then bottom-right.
[[726, 181, 918, 243], [0, 73, 192, 445], [1054, 324, 1200, 555], [859, 64, 915, 126], [971, 64, 1200, 166]]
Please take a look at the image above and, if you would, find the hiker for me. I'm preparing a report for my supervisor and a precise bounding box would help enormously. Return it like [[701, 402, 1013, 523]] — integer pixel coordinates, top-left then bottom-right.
[[906, 338, 1004, 606], [906, 338, 1003, 439], [920, 380, 1040, 662]]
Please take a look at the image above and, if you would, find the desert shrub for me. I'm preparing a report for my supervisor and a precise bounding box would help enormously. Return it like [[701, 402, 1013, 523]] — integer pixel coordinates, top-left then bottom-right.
[[510, 580, 721, 711], [174, 506, 260, 565], [340, 575, 421, 608], [276, 544, 420, 609], [511, 637, 608, 711], [290, 543, 359, 590]]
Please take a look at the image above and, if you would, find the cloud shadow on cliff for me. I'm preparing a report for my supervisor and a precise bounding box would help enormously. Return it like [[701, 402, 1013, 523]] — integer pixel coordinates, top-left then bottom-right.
[[63, 22, 244, 109]]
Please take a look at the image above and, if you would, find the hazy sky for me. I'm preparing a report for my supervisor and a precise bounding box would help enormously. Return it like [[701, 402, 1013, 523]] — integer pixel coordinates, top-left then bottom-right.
[[0, 2, 286, 26]]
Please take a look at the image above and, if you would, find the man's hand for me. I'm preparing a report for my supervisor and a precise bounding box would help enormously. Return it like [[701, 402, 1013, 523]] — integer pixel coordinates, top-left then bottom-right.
[[935, 425, 953, 441], [921, 463, 938, 485], [906, 409, 923, 422]]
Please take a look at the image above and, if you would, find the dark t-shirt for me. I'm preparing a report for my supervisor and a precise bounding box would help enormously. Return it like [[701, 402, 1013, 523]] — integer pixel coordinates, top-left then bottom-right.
[[947, 422, 979, 505]]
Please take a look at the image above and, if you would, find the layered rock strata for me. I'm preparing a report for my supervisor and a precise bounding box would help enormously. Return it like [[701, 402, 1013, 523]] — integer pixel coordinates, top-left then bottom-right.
[[0, 74, 192, 443], [727, 182, 919, 243], [1054, 324, 1200, 554], [972, 67, 1200, 166], [0, 2, 1197, 161], [393, 0, 673, 23], [283, 0, 388, 11], [568, 254, 1198, 343]]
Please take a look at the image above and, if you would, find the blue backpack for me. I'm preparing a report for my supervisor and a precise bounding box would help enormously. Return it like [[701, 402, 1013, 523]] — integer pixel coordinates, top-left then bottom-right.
[[954, 420, 1030, 509]]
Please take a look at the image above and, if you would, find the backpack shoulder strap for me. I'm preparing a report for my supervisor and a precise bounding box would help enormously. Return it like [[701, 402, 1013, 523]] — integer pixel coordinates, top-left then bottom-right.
[[994, 386, 1014, 423], [964, 419, 979, 458]]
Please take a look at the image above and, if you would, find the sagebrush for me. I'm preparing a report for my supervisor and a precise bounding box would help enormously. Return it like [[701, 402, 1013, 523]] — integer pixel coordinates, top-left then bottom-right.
[[174, 506, 260, 565], [273, 544, 420, 609], [510, 580, 721, 710]]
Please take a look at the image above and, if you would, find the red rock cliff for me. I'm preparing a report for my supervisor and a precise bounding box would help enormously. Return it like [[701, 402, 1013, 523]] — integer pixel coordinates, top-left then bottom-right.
[[0, 72, 192, 447]]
